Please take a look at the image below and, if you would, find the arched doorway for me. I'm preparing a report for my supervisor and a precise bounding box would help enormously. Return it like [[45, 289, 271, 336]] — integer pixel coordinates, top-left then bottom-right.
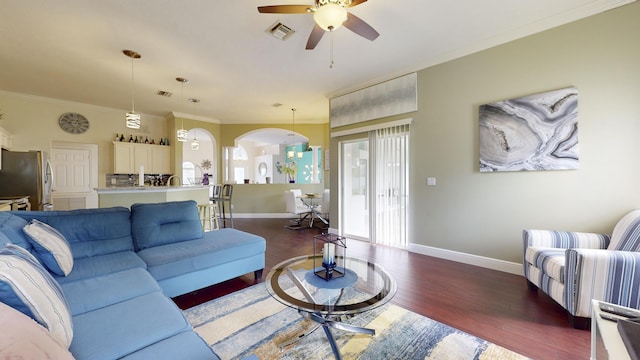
[[181, 128, 217, 185], [227, 128, 319, 184]]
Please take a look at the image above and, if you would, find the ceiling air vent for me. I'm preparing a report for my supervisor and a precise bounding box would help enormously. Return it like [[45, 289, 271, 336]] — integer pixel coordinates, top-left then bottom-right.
[[156, 90, 172, 97], [267, 21, 295, 41]]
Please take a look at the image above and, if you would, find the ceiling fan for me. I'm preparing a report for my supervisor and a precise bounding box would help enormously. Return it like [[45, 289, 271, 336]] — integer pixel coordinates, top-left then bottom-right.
[[258, 0, 379, 50]]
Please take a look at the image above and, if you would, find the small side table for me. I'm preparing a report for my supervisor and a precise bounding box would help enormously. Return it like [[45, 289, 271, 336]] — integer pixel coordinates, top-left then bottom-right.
[[591, 299, 632, 359]]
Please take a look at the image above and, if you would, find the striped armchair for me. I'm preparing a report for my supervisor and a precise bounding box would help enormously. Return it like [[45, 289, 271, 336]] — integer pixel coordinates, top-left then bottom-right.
[[523, 210, 640, 329]]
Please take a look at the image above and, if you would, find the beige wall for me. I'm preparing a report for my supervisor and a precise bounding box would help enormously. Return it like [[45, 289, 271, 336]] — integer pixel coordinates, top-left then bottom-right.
[[232, 183, 325, 214], [0, 95, 328, 193], [0, 91, 168, 188], [171, 115, 222, 183], [2, 3, 638, 263], [331, 2, 640, 263]]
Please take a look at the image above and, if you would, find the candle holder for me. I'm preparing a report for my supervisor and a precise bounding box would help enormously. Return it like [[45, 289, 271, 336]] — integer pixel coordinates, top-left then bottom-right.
[[313, 233, 346, 281]]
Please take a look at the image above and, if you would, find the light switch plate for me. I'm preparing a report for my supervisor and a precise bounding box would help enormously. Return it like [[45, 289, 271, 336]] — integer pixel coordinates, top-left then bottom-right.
[[427, 177, 436, 186]]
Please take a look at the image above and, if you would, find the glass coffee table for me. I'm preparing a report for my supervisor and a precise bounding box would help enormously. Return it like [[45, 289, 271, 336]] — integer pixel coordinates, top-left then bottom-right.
[[266, 255, 397, 360]]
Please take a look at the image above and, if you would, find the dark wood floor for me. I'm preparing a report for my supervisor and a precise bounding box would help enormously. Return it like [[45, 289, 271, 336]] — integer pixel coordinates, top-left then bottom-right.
[[173, 218, 590, 360]]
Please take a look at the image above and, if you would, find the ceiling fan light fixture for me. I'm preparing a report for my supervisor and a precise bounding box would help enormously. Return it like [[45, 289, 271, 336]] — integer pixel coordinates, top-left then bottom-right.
[[313, 3, 347, 31]]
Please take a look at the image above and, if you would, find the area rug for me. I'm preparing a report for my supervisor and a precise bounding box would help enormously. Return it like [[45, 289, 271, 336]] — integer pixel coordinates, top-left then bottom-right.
[[183, 284, 529, 360]]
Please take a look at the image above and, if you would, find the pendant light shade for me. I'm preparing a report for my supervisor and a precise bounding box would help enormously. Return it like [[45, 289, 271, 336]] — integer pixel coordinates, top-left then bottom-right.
[[123, 50, 141, 129], [191, 136, 200, 151], [177, 129, 188, 142], [176, 77, 189, 142], [125, 112, 141, 129]]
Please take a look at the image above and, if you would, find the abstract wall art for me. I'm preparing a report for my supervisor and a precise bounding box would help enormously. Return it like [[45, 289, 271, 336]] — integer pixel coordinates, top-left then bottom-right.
[[479, 87, 579, 172]]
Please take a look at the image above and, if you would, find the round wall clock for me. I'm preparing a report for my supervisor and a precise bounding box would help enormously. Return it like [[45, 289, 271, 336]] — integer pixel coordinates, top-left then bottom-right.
[[58, 112, 89, 134]]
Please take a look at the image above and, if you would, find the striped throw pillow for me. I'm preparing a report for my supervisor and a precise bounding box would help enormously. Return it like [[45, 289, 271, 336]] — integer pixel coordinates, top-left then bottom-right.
[[23, 219, 74, 276], [609, 210, 640, 251], [0, 244, 73, 348]]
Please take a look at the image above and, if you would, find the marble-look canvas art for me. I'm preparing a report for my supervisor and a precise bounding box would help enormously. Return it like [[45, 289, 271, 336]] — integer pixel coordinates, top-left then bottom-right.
[[479, 87, 579, 172]]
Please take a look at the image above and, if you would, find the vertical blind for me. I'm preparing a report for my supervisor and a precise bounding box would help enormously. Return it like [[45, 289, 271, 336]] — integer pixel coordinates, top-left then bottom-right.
[[370, 124, 410, 247]]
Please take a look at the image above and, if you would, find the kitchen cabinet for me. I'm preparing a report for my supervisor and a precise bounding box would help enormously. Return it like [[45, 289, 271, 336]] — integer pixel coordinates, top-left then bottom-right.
[[114, 142, 135, 173], [0, 126, 12, 170], [113, 142, 171, 174], [151, 145, 170, 174], [0, 127, 11, 150]]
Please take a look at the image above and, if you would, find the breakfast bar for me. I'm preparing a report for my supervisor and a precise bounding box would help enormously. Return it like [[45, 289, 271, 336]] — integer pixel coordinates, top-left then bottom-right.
[[96, 186, 210, 208]]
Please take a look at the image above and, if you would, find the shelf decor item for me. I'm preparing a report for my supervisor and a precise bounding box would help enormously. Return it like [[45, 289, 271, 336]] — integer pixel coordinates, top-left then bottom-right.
[[313, 233, 346, 281]]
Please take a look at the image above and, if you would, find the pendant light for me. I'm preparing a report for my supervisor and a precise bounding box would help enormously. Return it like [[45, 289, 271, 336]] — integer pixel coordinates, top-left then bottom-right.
[[189, 98, 200, 151], [292, 108, 304, 159], [176, 77, 189, 142], [287, 108, 296, 159], [191, 129, 200, 151], [123, 50, 141, 129]]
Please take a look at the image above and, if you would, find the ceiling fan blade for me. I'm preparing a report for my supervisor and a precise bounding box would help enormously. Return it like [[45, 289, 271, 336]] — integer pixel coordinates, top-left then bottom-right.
[[257, 5, 312, 14], [347, 0, 367, 7], [305, 24, 325, 50], [343, 12, 379, 41]]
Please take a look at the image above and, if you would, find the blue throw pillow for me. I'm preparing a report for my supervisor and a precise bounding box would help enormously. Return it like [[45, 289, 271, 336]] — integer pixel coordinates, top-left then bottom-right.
[[23, 219, 74, 276], [0, 244, 73, 348]]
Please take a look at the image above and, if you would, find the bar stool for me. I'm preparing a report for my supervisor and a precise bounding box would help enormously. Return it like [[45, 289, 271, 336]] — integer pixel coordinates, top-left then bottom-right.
[[219, 184, 233, 228], [197, 203, 220, 232], [210, 184, 223, 218]]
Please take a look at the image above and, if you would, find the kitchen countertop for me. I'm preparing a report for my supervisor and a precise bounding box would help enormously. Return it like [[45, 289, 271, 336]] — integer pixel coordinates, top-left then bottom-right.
[[95, 185, 210, 194]]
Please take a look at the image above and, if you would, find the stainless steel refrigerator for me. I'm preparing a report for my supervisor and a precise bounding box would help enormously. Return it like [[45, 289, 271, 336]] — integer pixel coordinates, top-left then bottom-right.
[[0, 149, 53, 211]]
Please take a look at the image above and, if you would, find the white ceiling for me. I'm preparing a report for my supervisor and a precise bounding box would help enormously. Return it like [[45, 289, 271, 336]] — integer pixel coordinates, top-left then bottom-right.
[[0, 0, 634, 124]]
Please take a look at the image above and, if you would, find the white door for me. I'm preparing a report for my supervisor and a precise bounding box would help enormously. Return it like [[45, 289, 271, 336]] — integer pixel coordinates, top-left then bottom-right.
[[51, 142, 98, 209]]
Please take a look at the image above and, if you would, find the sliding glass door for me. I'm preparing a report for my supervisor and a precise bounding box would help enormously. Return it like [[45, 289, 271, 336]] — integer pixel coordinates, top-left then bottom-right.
[[340, 140, 370, 240], [339, 123, 410, 247]]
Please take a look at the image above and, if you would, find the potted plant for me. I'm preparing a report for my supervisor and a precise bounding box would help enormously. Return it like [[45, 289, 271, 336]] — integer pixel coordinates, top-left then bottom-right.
[[200, 159, 212, 185], [281, 162, 297, 183]]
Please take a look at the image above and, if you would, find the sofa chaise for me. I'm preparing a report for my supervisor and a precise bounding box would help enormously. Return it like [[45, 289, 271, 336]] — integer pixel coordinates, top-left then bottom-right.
[[0, 200, 266, 359], [523, 209, 640, 329]]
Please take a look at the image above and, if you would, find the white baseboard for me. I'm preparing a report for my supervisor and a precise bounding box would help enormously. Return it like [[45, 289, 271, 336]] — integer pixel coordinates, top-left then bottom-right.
[[233, 213, 293, 218], [231, 216, 522, 275], [408, 243, 523, 276]]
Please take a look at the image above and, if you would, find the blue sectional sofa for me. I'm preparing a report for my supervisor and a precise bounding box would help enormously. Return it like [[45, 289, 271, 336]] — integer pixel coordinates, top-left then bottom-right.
[[0, 200, 266, 359]]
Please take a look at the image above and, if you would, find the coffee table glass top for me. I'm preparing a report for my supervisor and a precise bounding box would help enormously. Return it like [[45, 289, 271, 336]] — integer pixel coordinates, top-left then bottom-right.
[[266, 255, 397, 315]]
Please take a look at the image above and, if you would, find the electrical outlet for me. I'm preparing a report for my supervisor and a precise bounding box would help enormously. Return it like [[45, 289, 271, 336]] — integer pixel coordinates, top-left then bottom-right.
[[427, 177, 436, 186]]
